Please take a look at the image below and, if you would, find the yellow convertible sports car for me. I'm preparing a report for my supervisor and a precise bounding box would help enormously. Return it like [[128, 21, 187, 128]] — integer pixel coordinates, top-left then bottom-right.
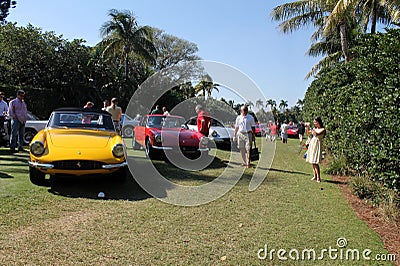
[[28, 108, 127, 185]]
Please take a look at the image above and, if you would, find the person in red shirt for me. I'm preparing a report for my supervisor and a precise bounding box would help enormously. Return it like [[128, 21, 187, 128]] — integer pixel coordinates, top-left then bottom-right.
[[269, 122, 277, 142], [195, 105, 212, 136]]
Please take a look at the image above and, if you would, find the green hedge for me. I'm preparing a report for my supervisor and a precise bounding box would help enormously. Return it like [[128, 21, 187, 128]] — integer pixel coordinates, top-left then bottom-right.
[[303, 29, 400, 190]]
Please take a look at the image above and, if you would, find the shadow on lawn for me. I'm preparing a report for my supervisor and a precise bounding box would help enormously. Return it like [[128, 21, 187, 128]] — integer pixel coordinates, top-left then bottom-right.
[[0, 172, 13, 178], [48, 172, 155, 201], [257, 167, 309, 176]]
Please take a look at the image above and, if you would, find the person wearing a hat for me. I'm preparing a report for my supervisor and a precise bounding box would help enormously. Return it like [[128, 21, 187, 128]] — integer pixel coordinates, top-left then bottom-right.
[[106, 98, 122, 133]]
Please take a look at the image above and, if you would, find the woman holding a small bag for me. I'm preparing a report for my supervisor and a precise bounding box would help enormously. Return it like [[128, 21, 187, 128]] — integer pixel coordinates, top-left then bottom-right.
[[305, 117, 326, 183]]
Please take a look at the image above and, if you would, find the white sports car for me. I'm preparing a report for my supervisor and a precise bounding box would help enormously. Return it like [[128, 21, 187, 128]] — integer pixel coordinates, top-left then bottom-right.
[[185, 116, 235, 149], [121, 114, 141, 138], [24, 112, 48, 145]]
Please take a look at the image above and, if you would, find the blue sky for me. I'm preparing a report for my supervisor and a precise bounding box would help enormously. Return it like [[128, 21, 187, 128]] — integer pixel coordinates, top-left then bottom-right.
[[8, 0, 321, 107]]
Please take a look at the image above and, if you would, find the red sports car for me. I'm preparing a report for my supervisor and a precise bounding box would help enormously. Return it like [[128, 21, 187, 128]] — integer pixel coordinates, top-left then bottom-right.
[[287, 126, 299, 138], [132, 114, 209, 159]]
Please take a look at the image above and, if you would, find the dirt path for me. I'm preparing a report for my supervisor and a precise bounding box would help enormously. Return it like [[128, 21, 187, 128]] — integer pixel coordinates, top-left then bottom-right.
[[333, 175, 399, 265]]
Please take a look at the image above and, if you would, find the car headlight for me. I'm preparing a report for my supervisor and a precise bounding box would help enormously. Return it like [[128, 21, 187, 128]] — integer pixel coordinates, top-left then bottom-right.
[[200, 137, 209, 145], [30, 141, 45, 156], [211, 131, 218, 137], [112, 144, 125, 158], [154, 134, 162, 143]]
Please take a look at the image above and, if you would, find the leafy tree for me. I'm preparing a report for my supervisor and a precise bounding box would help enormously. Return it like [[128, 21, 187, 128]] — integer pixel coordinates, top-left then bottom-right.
[[302, 28, 400, 189], [151, 27, 200, 71], [0, 23, 94, 117], [0, 0, 16, 23]]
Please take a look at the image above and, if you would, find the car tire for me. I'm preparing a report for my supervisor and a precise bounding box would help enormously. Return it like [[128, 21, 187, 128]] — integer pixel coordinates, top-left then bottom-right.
[[122, 125, 134, 138], [145, 139, 156, 159], [24, 128, 37, 145], [132, 134, 141, 150], [29, 167, 47, 186]]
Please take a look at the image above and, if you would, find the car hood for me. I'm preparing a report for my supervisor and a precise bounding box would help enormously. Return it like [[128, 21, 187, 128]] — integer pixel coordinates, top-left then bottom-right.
[[151, 128, 202, 146], [186, 125, 234, 138], [48, 129, 115, 148], [210, 126, 234, 138]]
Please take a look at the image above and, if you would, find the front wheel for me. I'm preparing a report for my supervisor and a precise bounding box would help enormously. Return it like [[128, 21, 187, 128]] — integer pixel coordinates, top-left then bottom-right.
[[29, 167, 47, 186], [122, 125, 134, 138], [24, 128, 37, 145]]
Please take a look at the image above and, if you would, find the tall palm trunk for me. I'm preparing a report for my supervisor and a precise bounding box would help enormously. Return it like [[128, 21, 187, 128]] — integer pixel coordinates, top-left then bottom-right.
[[339, 22, 350, 62], [370, 0, 378, 34], [124, 46, 130, 81]]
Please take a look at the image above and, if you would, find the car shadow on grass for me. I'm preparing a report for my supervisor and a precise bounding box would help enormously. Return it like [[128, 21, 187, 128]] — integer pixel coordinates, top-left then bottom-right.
[[150, 155, 230, 183], [48, 171, 156, 201], [0, 172, 14, 178]]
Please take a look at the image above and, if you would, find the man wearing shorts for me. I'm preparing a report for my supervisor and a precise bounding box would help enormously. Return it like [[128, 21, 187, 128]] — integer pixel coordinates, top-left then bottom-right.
[[233, 105, 256, 168]]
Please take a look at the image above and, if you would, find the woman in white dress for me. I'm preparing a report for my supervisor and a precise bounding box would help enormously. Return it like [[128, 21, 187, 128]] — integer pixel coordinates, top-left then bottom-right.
[[305, 117, 326, 183]]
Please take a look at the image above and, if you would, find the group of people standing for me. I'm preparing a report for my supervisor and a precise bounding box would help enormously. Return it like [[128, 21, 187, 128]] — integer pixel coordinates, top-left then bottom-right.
[[192, 104, 257, 168], [0, 90, 28, 153], [84, 98, 123, 131], [151, 105, 170, 115]]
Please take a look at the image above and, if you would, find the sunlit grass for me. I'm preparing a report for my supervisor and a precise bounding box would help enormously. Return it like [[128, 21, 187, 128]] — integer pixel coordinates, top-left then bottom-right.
[[0, 139, 392, 265]]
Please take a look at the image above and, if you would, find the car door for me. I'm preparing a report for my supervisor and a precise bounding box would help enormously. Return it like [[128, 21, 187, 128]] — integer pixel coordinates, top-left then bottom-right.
[[133, 116, 147, 146]]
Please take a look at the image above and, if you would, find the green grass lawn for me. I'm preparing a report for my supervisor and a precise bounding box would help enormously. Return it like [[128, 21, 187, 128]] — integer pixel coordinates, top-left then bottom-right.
[[0, 139, 394, 265]]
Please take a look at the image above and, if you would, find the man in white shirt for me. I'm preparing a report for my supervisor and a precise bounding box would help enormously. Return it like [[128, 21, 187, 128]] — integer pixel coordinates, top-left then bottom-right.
[[280, 120, 288, 144], [106, 98, 123, 133], [233, 105, 256, 168]]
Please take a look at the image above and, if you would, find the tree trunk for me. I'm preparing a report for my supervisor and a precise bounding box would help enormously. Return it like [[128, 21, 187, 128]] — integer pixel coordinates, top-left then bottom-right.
[[339, 22, 350, 62], [371, 0, 378, 34], [124, 47, 130, 81]]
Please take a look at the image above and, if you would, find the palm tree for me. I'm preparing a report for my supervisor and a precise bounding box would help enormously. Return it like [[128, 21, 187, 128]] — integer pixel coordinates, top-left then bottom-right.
[[326, 0, 400, 35], [256, 99, 264, 110], [99, 9, 156, 82], [279, 99, 288, 112], [296, 98, 304, 108], [194, 74, 220, 98], [266, 99, 276, 111], [246, 100, 254, 110], [271, 0, 353, 64], [271, 0, 400, 75]]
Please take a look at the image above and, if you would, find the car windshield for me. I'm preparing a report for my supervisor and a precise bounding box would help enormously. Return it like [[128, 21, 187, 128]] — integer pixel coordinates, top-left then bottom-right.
[[48, 111, 115, 131], [148, 116, 185, 129], [27, 112, 40, 121]]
